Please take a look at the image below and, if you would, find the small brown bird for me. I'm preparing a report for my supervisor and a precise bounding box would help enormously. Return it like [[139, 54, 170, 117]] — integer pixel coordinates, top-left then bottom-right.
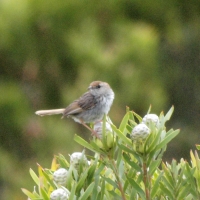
[[35, 81, 114, 136]]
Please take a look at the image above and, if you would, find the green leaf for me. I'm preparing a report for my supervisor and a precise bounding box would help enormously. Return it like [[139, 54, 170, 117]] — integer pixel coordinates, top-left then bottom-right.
[[162, 176, 174, 193], [102, 176, 118, 189], [119, 111, 130, 133], [29, 168, 39, 185], [184, 194, 195, 200], [178, 184, 191, 199], [122, 153, 141, 172], [111, 124, 132, 146], [147, 104, 152, 114], [116, 147, 123, 168], [95, 163, 106, 175], [185, 163, 196, 190], [89, 140, 107, 154], [162, 163, 174, 190], [128, 110, 135, 121], [126, 124, 133, 134], [118, 143, 133, 154], [128, 119, 137, 127], [151, 171, 163, 198], [123, 179, 129, 193], [87, 161, 97, 183], [101, 116, 108, 149], [127, 176, 145, 199], [154, 129, 180, 151], [196, 145, 200, 150], [165, 128, 175, 137], [108, 190, 122, 199], [91, 165, 101, 200], [74, 135, 104, 154], [159, 182, 174, 199], [130, 188, 137, 199], [21, 188, 37, 199], [79, 182, 95, 200], [99, 179, 105, 200], [149, 159, 162, 175], [57, 154, 69, 168], [132, 111, 143, 123], [74, 135, 93, 149], [76, 169, 89, 194], [164, 106, 174, 121], [66, 165, 75, 190], [40, 187, 49, 200], [68, 182, 76, 200], [42, 169, 57, 189], [146, 129, 163, 153]]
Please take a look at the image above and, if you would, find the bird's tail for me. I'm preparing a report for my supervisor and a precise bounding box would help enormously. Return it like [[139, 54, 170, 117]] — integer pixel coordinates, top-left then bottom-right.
[[35, 109, 65, 116]]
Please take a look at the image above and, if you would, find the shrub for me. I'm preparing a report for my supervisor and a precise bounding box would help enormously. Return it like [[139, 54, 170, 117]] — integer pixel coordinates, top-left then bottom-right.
[[22, 106, 200, 200]]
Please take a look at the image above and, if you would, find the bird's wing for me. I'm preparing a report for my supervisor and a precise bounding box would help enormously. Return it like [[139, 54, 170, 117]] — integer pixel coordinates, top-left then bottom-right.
[[63, 101, 83, 116], [78, 92, 97, 110], [63, 92, 97, 116]]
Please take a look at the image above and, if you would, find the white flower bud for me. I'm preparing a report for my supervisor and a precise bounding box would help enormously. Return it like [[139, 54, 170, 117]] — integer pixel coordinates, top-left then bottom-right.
[[94, 122, 115, 150], [93, 121, 112, 139], [142, 114, 159, 127], [50, 188, 69, 200], [131, 124, 150, 142], [53, 168, 68, 186], [70, 152, 88, 167]]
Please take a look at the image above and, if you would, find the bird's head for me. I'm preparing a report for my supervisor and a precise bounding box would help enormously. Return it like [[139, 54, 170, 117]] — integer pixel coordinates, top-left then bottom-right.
[[88, 81, 113, 96]]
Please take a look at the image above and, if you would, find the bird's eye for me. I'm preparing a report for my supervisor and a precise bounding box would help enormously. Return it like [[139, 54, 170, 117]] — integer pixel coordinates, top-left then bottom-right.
[[96, 85, 101, 89]]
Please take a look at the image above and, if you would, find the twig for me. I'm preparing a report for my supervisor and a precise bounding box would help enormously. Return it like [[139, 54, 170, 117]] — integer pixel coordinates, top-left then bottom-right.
[[143, 157, 150, 200], [111, 159, 126, 200]]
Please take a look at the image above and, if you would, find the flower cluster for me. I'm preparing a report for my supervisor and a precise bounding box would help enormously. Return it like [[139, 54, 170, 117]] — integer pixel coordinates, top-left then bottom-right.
[[130, 114, 159, 142]]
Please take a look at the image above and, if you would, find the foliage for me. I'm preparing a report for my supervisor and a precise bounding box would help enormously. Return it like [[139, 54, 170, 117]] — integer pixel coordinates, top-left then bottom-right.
[[1, 0, 200, 199], [22, 107, 200, 199]]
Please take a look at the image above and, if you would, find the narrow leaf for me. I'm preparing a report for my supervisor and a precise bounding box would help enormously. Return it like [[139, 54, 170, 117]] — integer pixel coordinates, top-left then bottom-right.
[[68, 183, 76, 200], [127, 176, 145, 199], [76, 169, 88, 193], [40, 187, 49, 200], [42, 169, 57, 189], [196, 145, 200, 150], [102, 176, 118, 189], [123, 153, 141, 172], [100, 179, 105, 200], [178, 184, 191, 199], [149, 159, 162, 175], [151, 171, 163, 198], [111, 124, 132, 146], [146, 129, 164, 153], [29, 168, 39, 185], [79, 182, 95, 200], [132, 111, 143, 122], [51, 156, 58, 171], [74, 135, 104, 154], [119, 111, 130, 132], [21, 188, 37, 199], [147, 105, 152, 114], [164, 106, 174, 121], [159, 182, 174, 199], [154, 129, 180, 151], [118, 143, 133, 154], [87, 162, 97, 182]]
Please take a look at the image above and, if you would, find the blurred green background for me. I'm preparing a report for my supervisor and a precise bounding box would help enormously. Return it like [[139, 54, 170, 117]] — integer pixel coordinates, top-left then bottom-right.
[[0, 0, 200, 199]]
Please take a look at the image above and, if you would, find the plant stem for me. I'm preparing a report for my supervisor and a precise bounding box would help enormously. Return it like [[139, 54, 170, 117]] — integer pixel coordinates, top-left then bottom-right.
[[111, 159, 126, 200], [143, 157, 150, 200]]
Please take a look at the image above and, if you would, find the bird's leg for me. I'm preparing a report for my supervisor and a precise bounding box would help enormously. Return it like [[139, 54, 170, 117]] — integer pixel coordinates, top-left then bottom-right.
[[93, 120, 103, 125], [80, 121, 100, 139]]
